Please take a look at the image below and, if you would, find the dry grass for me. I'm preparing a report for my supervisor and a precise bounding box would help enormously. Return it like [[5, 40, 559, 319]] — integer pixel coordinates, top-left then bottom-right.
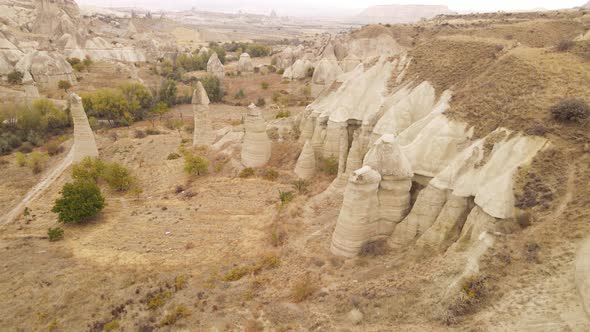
[[290, 275, 317, 303], [403, 38, 502, 92]]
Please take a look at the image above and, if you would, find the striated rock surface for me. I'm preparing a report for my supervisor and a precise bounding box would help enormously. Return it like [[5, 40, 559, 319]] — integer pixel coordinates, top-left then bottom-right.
[[294, 140, 316, 180], [312, 58, 343, 86], [207, 52, 224, 79], [237, 52, 253, 73], [192, 82, 215, 147], [70, 93, 98, 162], [576, 239, 590, 316], [15, 51, 75, 89], [241, 104, 271, 167], [389, 184, 447, 246], [331, 166, 382, 257]]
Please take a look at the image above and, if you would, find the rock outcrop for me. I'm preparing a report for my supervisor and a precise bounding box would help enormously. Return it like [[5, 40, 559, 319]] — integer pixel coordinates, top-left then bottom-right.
[[237, 52, 253, 73], [312, 58, 343, 86], [70, 93, 98, 162], [299, 55, 549, 258], [283, 59, 314, 80], [0, 30, 23, 75], [331, 166, 381, 257], [192, 81, 215, 147], [294, 140, 316, 179], [331, 135, 413, 257], [241, 104, 271, 167], [15, 51, 75, 89], [23, 71, 40, 105], [207, 52, 224, 79]]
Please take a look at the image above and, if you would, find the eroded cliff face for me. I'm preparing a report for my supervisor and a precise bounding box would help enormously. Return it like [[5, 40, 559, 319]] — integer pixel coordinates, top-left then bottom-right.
[[295, 48, 550, 287]]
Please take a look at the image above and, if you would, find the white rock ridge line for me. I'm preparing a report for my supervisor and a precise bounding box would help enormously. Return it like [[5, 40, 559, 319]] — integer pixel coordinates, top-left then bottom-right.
[[1, 93, 98, 225]]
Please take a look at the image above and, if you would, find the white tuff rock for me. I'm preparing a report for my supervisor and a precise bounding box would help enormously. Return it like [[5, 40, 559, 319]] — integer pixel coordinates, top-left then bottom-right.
[[241, 104, 271, 167]]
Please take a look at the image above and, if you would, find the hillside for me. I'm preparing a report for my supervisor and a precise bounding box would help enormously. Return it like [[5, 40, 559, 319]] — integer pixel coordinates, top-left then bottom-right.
[[357, 4, 454, 23]]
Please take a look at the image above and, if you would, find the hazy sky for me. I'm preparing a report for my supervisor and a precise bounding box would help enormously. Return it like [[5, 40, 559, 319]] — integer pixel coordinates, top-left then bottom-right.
[[77, 0, 589, 16]]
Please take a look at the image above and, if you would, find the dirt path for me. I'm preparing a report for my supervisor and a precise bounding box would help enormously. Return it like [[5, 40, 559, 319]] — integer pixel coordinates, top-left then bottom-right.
[[0, 149, 73, 226]]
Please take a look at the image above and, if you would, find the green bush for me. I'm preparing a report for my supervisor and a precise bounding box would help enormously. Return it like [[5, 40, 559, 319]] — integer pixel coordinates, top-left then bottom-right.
[[261, 82, 269, 90], [46, 141, 64, 156], [15, 152, 26, 167], [7, 70, 23, 84], [246, 44, 271, 57], [52, 181, 105, 223], [103, 163, 135, 192], [72, 157, 106, 183], [58, 80, 72, 92], [48, 227, 64, 242], [159, 79, 178, 107], [72, 157, 137, 192], [279, 190, 294, 205], [550, 98, 589, 122], [200, 75, 224, 102], [167, 152, 181, 160], [27, 151, 48, 174], [184, 152, 208, 176], [275, 110, 290, 119]]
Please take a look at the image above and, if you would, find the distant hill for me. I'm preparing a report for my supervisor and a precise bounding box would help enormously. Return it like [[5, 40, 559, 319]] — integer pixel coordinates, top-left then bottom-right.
[[356, 4, 454, 24], [584, 1, 590, 8]]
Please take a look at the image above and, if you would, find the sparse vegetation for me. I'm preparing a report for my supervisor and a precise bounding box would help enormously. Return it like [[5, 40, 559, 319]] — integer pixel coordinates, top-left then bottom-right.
[[275, 110, 290, 119], [147, 290, 171, 310], [57, 80, 72, 92], [319, 156, 338, 176], [263, 168, 279, 181], [52, 181, 105, 223], [103, 319, 120, 332], [290, 275, 316, 302], [556, 39, 574, 52], [292, 179, 309, 194], [359, 239, 389, 257], [167, 152, 181, 160], [549, 98, 589, 122], [47, 227, 64, 242], [239, 167, 255, 178], [160, 305, 190, 326], [278, 190, 294, 205], [235, 88, 246, 99], [255, 97, 266, 107], [261, 82, 269, 90]]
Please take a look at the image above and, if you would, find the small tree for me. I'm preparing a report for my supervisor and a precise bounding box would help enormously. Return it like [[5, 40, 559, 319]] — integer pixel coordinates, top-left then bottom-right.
[[82, 56, 93, 70], [200, 75, 224, 102], [183, 152, 208, 176], [58, 80, 72, 92], [52, 181, 105, 223], [7, 70, 23, 84], [149, 102, 169, 126]]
